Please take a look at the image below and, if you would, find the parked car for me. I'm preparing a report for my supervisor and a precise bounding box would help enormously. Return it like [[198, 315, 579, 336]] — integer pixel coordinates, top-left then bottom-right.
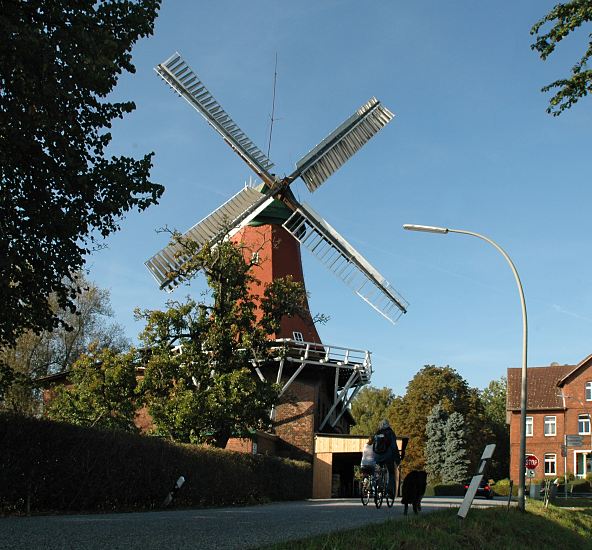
[[463, 478, 494, 499]]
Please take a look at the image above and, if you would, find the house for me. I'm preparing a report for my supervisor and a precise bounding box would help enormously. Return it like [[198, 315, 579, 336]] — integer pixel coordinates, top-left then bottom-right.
[[507, 353, 592, 481]]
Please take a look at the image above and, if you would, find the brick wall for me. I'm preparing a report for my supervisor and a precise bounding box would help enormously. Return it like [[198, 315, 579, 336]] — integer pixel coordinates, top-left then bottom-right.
[[273, 379, 318, 461], [226, 437, 253, 454], [509, 363, 592, 480]]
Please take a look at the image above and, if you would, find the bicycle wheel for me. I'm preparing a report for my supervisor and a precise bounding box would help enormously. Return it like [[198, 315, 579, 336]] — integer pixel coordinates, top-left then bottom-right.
[[374, 471, 384, 509], [360, 477, 370, 506]]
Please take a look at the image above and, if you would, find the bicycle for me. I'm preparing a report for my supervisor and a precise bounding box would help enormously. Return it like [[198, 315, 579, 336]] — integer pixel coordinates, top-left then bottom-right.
[[374, 463, 395, 509], [360, 468, 375, 506]]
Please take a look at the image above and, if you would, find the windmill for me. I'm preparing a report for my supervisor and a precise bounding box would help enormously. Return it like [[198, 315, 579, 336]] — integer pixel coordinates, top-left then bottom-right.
[[146, 52, 408, 445]]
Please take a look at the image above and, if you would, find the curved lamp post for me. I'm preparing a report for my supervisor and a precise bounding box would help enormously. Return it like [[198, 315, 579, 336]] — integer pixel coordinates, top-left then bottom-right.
[[403, 224, 528, 512]]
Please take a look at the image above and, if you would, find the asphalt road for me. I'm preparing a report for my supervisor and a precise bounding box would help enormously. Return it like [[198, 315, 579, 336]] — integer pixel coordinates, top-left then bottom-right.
[[0, 497, 510, 549]]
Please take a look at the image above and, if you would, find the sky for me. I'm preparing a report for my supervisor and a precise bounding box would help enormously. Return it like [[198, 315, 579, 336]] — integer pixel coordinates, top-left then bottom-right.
[[89, 0, 592, 397]]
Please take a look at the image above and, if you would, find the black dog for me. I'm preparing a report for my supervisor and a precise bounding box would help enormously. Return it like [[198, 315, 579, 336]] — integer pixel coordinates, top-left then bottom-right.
[[401, 470, 427, 515]]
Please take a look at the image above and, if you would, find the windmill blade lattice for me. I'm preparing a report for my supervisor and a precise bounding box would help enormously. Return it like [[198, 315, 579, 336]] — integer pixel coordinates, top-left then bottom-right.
[[146, 187, 274, 290], [291, 98, 394, 193], [283, 203, 408, 323], [155, 53, 275, 183]]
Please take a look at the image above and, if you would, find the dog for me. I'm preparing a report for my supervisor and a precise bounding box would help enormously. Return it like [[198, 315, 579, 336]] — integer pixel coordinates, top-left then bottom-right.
[[401, 470, 427, 515]]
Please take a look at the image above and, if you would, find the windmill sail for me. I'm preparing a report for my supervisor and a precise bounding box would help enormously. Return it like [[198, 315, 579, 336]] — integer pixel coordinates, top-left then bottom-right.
[[155, 52, 275, 183], [146, 187, 274, 290], [291, 98, 394, 193], [282, 203, 408, 323]]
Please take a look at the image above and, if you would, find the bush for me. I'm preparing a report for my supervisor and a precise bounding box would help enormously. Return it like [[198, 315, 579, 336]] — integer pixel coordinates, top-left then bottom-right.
[[0, 413, 311, 515], [492, 478, 518, 496], [432, 482, 465, 496]]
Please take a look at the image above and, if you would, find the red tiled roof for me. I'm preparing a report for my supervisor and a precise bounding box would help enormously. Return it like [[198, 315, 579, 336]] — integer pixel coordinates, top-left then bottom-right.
[[507, 365, 574, 410]]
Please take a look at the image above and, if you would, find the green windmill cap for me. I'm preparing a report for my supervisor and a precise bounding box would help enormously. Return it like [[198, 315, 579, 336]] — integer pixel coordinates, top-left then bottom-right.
[[248, 183, 292, 227]]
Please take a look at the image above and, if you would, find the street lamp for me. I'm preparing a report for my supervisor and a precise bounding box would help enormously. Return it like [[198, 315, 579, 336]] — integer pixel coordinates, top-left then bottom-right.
[[403, 224, 528, 512]]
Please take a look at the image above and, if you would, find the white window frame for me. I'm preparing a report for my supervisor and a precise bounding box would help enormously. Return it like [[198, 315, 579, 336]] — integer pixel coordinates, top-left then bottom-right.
[[544, 415, 556, 436], [544, 454, 556, 476], [578, 414, 591, 435], [251, 251, 260, 265], [526, 416, 533, 437], [586, 381, 592, 401], [292, 331, 304, 343]]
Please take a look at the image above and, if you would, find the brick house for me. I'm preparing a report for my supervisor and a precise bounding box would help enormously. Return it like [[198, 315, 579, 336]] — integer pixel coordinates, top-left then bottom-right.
[[507, 353, 592, 481]]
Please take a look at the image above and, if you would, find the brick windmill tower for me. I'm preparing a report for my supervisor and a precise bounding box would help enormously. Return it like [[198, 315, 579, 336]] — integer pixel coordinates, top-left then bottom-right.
[[146, 53, 408, 461]]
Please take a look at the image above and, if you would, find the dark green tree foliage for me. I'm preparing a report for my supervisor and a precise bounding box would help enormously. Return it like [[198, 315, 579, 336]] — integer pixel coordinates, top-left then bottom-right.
[[350, 386, 394, 436], [388, 365, 491, 473], [531, 1, 592, 115], [0, 0, 163, 348], [481, 376, 509, 479], [442, 411, 469, 483], [138, 239, 310, 448], [425, 401, 448, 483], [46, 345, 138, 432]]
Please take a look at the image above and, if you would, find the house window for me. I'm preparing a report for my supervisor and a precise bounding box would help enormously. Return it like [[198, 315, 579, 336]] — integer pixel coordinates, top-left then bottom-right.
[[526, 416, 533, 437], [544, 416, 556, 436], [579, 414, 591, 435], [251, 251, 260, 265], [292, 331, 304, 342], [544, 454, 556, 475], [586, 381, 592, 401]]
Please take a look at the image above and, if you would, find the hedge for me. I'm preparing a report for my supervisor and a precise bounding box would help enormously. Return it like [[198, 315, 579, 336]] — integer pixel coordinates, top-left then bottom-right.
[[431, 483, 465, 496], [0, 413, 311, 515]]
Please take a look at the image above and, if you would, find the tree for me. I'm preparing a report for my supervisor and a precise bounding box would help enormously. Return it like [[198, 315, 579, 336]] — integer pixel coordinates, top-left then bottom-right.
[[531, 1, 592, 115], [387, 365, 491, 473], [350, 386, 394, 436], [442, 411, 470, 483], [0, 275, 128, 415], [138, 238, 312, 447], [425, 402, 448, 483], [0, 0, 164, 349], [46, 345, 138, 432], [480, 377, 509, 480]]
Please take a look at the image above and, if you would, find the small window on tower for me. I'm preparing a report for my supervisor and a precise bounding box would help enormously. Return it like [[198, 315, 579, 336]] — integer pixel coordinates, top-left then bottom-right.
[[251, 252, 260, 265], [293, 331, 304, 342]]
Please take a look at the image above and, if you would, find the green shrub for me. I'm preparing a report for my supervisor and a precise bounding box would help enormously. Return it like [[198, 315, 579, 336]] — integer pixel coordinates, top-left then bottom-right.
[[424, 485, 435, 497], [432, 482, 465, 496], [492, 478, 518, 496], [0, 413, 311, 515]]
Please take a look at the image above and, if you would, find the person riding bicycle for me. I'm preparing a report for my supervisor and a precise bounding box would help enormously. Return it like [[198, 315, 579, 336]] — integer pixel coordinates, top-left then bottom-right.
[[360, 436, 377, 479], [373, 419, 401, 497]]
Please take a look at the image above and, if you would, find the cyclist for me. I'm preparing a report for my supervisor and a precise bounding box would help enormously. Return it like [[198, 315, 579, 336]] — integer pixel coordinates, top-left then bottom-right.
[[360, 436, 377, 479], [373, 419, 401, 497]]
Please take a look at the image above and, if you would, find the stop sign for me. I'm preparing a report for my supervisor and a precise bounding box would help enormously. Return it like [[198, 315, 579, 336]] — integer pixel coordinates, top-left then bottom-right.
[[525, 455, 539, 469]]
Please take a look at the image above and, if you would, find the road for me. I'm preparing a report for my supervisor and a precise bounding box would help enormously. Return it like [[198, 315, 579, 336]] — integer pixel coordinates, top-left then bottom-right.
[[0, 497, 510, 549]]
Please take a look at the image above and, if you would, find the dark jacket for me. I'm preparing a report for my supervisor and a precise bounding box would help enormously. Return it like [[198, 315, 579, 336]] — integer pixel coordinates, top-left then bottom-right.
[[374, 426, 401, 465]]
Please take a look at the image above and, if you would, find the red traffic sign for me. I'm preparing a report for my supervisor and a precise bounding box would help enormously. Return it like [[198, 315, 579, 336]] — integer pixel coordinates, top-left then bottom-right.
[[525, 455, 539, 469]]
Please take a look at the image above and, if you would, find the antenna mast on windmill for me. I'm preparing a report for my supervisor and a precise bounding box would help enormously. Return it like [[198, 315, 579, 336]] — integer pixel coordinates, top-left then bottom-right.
[[146, 52, 408, 445]]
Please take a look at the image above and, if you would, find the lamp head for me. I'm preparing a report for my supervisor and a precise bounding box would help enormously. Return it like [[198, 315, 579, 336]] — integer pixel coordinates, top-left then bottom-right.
[[403, 224, 449, 234]]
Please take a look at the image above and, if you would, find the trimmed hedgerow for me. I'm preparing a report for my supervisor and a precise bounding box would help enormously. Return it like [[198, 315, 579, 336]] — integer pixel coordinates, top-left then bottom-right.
[[432, 482, 465, 496], [0, 413, 311, 515]]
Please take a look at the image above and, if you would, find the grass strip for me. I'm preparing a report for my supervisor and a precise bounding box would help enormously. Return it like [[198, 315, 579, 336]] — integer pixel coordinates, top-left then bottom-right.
[[261, 499, 592, 550]]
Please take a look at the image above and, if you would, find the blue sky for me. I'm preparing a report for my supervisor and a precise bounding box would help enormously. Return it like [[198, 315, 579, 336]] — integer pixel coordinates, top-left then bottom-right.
[[89, 1, 592, 397]]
